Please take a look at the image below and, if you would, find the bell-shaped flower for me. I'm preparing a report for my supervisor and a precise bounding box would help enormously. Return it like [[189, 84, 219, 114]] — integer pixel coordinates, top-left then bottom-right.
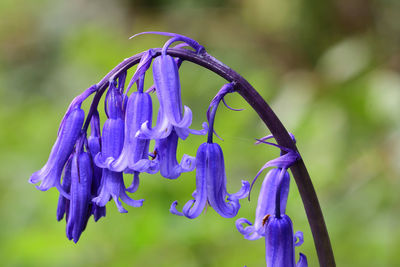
[[170, 142, 250, 218], [153, 129, 195, 179], [139, 53, 193, 140], [236, 168, 290, 240], [108, 52, 158, 190], [236, 134, 299, 239], [110, 89, 157, 172], [93, 81, 144, 213], [29, 105, 84, 197], [87, 111, 106, 221], [265, 214, 308, 267], [95, 80, 125, 167], [66, 150, 93, 243]]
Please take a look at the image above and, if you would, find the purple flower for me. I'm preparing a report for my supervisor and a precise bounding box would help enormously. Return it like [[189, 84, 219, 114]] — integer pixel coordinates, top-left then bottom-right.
[[110, 92, 154, 165], [236, 134, 307, 266], [29, 105, 84, 197], [170, 142, 249, 218], [87, 111, 106, 221], [153, 129, 195, 179], [109, 91, 157, 187], [139, 53, 193, 140], [125, 49, 155, 94], [109, 51, 158, 190], [265, 214, 308, 267], [169, 82, 248, 218], [66, 150, 93, 243], [95, 80, 125, 167], [94, 80, 144, 212], [236, 168, 290, 240]]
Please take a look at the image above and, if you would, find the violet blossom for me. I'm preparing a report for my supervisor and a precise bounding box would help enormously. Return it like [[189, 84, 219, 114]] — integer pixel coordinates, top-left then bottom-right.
[[28, 33, 331, 267], [94, 78, 144, 213], [170, 83, 250, 218]]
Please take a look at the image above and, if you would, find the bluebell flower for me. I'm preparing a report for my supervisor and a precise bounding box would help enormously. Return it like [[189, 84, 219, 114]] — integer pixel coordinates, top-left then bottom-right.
[[153, 129, 195, 179], [66, 148, 93, 243], [94, 79, 144, 213], [87, 111, 106, 221], [170, 83, 249, 218], [236, 168, 290, 240], [265, 214, 308, 267], [137, 34, 207, 141], [109, 51, 158, 189], [135, 41, 207, 180], [29, 104, 84, 197], [236, 134, 307, 266], [29, 85, 98, 196], [139, 52, 193, 140], [170, 142, 249, 218]]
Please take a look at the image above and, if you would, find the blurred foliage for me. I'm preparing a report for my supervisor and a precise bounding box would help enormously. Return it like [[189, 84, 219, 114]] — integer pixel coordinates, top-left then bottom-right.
[[1, 0, 400, 266]]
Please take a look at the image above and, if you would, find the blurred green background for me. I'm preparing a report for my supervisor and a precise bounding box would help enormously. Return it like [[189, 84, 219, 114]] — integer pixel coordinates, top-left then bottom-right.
[[1, 0, 400, 266]]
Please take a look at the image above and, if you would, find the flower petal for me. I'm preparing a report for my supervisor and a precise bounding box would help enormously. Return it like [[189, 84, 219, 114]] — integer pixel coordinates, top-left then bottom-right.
[[66, 152, 93, 243], [30, 106, 84, 192], [252, 169, 290, 236], [296, 253, 308, 267], [153, 54, 193, 128], [92, 169, 143, 213], [154, 130, 194, 179], [110, 92, 152, 172], [265, 214, 296, 267], [203, 143, 247, 218]]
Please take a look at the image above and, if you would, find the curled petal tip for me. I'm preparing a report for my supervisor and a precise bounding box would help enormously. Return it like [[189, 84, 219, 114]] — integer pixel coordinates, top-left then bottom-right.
[[294, 231, 304, 247], [169, 201, 184, 216], [229, 180, 250, 200], [296, 253, 308, 267]]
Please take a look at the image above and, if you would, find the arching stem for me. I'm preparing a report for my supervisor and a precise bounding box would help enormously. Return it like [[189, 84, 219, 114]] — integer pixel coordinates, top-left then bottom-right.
[[88, 48, 335, 267]]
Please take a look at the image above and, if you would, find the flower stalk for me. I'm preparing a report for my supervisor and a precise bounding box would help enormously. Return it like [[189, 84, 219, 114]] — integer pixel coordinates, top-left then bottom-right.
[[30, 36, 334, 266], [86, 48, 334, 266]]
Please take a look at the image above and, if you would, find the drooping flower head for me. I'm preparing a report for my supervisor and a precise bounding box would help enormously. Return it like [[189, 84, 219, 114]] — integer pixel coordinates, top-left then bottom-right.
[[135, 36, 207, 180], [94, 77, 144, 213], [170, 83, 249, 218], [137, 33, 206, 140], [108, 50, 158, 191], [236, 168, 290, 240], [170, 142, 249, 218], [236, 134, 299, 239], [66, 140, 93, 243], [265, 214, 308, 267], [236, 134, 307, 266], [29, 85, 97, 196], [264, 165, 307, 267]]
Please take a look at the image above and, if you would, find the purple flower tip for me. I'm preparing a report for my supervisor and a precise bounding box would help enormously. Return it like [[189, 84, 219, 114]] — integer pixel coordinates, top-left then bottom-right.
[[236, 168, 290, 240], [171, 142, 250, 219], [66, 151, 93, 243], [265, 214, 308, 267], [30, 106, 84, 196]]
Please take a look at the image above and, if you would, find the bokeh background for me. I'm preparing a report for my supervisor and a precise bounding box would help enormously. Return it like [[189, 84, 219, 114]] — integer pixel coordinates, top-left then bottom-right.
[[1, 0, 400, 266]]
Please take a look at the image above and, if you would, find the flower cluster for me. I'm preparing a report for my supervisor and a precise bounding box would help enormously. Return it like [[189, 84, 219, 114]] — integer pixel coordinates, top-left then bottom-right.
[[29, 32, 250, 243], [29, 32, 310, 266], [236, 135, 308, 266]]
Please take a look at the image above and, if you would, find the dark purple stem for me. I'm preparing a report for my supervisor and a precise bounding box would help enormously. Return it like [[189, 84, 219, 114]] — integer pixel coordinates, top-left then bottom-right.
[[84, 48, 335, 267]]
